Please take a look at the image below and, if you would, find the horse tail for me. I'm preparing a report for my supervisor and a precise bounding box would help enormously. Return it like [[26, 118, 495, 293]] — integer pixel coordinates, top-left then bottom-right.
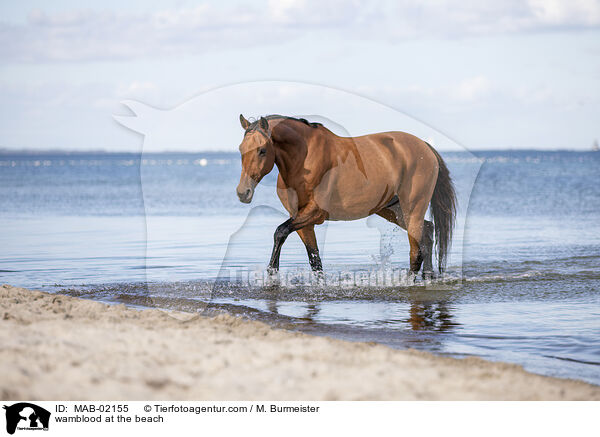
[[426, 142, 456, 273]]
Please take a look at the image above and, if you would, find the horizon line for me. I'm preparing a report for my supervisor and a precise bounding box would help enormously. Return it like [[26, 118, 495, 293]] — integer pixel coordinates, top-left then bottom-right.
[[0, 147, 598, 155]]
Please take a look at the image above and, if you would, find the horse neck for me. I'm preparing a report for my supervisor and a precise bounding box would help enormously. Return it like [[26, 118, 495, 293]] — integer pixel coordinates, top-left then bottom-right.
[[271, 121, 323, 184]]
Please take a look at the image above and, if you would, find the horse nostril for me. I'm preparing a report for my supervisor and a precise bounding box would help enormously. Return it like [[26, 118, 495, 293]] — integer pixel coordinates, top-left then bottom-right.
[[237, 187, 252, 202]]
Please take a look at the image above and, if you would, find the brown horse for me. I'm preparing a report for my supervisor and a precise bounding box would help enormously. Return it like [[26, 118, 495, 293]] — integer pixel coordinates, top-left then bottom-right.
[[236, 114, 456, 279]]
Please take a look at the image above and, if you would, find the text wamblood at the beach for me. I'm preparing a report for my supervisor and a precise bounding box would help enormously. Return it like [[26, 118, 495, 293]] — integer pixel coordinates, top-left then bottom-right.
[[152, 404, 320, 414], [55, 415, 163, 423]]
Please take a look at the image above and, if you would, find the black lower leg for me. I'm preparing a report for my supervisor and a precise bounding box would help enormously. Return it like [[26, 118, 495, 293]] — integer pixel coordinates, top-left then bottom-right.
[[421, 220, 434, 277], [268, 218, 293, 273], [306, 247, 323, 272]]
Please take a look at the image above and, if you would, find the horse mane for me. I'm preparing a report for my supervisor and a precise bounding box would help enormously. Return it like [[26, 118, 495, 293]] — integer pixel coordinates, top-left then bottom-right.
[[245, 115, 323, 133]]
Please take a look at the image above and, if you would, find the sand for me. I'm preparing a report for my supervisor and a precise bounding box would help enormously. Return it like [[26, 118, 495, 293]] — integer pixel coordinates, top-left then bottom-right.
[[0, 284, 598, 400]]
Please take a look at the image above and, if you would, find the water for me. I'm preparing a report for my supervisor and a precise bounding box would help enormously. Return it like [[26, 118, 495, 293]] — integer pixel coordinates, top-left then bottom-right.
[[1, 150, 599, 385]]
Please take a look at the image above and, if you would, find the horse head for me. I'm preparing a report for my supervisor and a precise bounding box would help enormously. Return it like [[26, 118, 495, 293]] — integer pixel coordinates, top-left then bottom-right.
[[236, 114, 276, 203]]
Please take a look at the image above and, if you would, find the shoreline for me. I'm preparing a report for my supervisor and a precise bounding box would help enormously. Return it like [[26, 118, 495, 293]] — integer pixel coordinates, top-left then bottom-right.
[[1, 284, 598, 400]]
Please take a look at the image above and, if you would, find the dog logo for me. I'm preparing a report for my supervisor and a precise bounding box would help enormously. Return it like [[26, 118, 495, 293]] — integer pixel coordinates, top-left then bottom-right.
[[3, 403, 50, 434]]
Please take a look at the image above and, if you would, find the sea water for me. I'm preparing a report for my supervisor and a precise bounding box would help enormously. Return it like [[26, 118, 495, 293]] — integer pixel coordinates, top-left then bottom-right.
[[1, 150, 599, 384]]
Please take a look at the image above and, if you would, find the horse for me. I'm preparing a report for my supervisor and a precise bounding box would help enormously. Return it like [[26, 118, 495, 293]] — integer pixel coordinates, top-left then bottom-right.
[[235, 114, 456, 279]]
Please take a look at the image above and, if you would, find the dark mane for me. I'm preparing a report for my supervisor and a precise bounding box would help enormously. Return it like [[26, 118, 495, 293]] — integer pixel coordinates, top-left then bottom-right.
[[245, 114, 323, 133]]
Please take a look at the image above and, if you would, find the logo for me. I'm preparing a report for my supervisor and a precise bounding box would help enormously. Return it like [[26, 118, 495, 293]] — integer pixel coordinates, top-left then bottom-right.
[[3, 403, 50, 435]]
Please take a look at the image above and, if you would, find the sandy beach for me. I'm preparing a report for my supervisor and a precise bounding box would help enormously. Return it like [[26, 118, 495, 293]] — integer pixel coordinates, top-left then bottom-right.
[[1, 284, 598, 400]]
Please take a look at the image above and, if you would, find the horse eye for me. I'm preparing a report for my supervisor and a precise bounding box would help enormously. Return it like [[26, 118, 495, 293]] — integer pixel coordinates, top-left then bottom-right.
[[258, 148, 267, 157]]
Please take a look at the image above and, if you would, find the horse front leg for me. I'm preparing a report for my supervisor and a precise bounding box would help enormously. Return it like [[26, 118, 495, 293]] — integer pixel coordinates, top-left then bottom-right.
[[296, 226, 323, 273], [267, 202, 326, 275], [267, 218, 293, 275]]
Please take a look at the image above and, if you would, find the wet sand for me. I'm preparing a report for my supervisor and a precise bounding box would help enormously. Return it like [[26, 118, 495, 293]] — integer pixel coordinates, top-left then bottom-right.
[[1, 284, 598, 400]]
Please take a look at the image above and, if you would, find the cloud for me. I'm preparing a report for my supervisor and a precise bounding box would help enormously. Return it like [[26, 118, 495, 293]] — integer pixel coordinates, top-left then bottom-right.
[[451, 76, 492, 101], [528, 0, 600, 26], [1, 0, 599, 63], [357, 75, 495, 108]]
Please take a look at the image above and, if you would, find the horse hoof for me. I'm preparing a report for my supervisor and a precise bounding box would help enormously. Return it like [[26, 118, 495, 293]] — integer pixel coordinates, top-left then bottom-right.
[[266, 268, 280, 286], [422, 270, 435, 281], [312, 270, 325, 285]]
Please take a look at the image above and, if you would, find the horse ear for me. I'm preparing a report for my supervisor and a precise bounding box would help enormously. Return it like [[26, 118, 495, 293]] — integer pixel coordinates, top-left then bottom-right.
[[259, 117, 269, 131], [239, 114, 250, 130]]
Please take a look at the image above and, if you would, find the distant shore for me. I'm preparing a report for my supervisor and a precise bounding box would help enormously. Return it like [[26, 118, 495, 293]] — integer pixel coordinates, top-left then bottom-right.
[[1, 284, 598, 400]]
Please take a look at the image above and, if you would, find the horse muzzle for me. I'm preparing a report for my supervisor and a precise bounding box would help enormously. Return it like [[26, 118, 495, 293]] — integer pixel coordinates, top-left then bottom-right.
[[237, 187, 254, 203], [236, 179, 256, 203]]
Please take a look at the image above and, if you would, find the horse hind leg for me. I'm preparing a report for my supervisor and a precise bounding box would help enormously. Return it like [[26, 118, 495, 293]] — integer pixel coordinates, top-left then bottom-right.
[[421, 220, 434, 279], [377, 204, 433, 280], [406, 232, 425, 286], [406, 204, 431, 281], [376, 202, 407, 230], [377, 202, 410, 272]]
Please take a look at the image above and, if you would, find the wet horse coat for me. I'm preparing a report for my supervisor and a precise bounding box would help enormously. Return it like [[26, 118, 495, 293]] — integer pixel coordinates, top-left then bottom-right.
[[236, 115, 456, 278]]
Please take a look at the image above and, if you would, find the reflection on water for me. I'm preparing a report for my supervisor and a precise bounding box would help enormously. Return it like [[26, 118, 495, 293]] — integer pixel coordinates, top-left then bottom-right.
[[407, 301, 456, 332], [262, 295, 457, 333]]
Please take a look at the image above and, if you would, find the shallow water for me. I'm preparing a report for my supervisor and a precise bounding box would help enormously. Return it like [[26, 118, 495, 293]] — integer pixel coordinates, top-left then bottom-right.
[[1, 150, 599, 385]]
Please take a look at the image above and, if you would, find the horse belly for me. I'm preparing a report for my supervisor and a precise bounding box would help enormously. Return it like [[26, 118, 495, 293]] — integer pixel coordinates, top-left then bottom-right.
[[313, 156, 396, 221]]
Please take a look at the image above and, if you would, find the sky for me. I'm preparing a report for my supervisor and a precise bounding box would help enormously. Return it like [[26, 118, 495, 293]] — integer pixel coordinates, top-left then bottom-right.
[[0, 0, 599, 152]]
